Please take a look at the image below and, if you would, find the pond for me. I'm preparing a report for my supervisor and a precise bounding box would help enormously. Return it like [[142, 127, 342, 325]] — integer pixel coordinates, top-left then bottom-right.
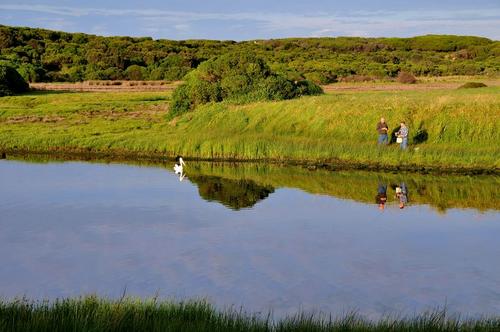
[[0, 158, 499, 319]]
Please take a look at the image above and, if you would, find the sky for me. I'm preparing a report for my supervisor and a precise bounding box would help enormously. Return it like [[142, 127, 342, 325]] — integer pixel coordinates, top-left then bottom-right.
[[0, 0, 499, 40]]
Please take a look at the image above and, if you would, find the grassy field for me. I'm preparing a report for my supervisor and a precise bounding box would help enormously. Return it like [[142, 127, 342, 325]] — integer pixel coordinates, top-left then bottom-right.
[[1, 296, 499, 332], [0, 85, 499, 172]]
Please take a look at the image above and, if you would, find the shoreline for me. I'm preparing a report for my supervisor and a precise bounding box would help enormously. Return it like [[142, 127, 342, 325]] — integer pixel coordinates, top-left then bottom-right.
[[2, 148, 498, 175], [1, 296, 499, 332]]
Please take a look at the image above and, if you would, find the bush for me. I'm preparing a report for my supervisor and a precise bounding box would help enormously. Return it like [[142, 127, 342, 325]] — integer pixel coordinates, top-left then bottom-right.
[[124, 65, 147, 80], [102, 67, 124, 80], [17, 63, 46, 82], [169, 52, 322, 117], [0, 64, 29, 96], [458, 82, 487, 89], [397, 71, 417, 84]]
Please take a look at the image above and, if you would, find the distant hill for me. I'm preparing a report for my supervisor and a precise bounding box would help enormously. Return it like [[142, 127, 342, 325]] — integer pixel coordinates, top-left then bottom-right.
[[0, 25, 498, 83]]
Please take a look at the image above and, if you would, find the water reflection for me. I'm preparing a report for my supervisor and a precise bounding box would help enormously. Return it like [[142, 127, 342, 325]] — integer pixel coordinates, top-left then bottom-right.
[[178, 162, 498, 212], [395, 182, 409, 209], [173, 156, 186, 181], [375, 183, 388, 210], [0, 159, 499, 319], [188, 175, 274, 210], [3, 156, 500, 212]]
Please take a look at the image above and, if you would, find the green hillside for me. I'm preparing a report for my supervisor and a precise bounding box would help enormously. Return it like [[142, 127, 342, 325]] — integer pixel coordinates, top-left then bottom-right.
[[1, 25, 499, 84]]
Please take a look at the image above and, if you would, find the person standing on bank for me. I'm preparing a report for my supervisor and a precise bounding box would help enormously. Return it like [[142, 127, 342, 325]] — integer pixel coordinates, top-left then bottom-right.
[[396, 122, 409, 150], [376, 117, 389, 145]]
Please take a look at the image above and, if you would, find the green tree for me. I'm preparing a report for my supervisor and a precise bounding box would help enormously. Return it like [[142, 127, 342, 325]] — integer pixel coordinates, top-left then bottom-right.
[[0, 64, 29, 96], [169, 52, 322, 117]]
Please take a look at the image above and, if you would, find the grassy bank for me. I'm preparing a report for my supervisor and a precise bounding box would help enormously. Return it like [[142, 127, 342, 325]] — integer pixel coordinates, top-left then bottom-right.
[[1, 296, 499, 332], [0, 86, 499, 172]]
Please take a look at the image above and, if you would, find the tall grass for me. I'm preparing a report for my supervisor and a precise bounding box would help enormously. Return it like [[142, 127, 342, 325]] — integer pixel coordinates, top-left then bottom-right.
[[1, 297, 499, 332], [0, 87, 499, 170]]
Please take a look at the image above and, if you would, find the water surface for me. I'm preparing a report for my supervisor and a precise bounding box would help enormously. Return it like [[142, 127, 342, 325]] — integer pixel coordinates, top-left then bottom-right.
[[0, 159, 499, 318]]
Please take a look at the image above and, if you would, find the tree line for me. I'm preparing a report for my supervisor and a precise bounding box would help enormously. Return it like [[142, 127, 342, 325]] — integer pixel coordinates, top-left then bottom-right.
[[1, 25, 499, 84]]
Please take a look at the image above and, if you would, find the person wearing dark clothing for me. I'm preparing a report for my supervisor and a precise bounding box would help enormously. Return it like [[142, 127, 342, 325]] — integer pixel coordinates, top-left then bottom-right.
[[376, 118, 389, 145], [376, 183, 388, 210]]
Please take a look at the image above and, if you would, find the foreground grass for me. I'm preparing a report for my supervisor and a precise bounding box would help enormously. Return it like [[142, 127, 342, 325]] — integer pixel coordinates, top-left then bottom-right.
[[0, 87, 499, 171], [1, 297, 499, 332]]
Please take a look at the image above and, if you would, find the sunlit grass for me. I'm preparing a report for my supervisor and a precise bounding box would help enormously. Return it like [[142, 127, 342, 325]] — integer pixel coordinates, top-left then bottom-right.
[[0, 87, 499, 170]]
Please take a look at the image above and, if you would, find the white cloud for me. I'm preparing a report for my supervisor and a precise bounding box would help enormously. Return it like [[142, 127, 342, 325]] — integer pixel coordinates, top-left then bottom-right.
[[0, 4, 499, 39]]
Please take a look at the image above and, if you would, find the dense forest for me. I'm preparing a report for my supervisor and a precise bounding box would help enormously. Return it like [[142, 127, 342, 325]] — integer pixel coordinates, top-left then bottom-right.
[[1, 25, 499, 84]]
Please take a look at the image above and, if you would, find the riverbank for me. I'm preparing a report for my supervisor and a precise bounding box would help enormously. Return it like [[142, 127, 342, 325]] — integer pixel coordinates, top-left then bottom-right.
[[1, 296, 499, 332], [0, 87, 498, 173]]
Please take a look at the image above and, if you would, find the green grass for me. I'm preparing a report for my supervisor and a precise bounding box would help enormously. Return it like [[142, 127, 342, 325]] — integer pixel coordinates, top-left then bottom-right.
[[0, 87, 499, 171], [1, 296, 499, 332]]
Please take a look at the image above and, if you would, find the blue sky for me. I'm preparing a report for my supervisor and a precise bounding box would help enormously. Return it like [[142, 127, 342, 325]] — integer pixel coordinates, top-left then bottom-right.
[[1, 0, 499, 40]]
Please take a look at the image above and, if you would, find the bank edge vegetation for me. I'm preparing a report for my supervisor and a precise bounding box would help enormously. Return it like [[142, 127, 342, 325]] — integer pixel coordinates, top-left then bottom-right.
[[0, 87, 498, 171], [1, 297, 500, 332]]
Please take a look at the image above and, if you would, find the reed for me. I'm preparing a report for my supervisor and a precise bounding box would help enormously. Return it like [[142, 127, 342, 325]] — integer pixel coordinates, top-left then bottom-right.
[[1, 297, 499, 332]]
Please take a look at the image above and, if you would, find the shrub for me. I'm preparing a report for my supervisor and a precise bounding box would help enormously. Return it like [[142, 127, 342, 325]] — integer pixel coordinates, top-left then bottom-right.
[[169, 52, 322, 117], [397, 71, 417, 84], [124, 65, 147, 80], [0, 64, 29, 96], [102, 67, 124, 80], [458, 82, 487, 89]]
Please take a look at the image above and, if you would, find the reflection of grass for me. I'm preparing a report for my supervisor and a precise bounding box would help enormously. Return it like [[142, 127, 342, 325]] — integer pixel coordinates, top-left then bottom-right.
[[0, 87, 499, 171], [189, 175, 274, 210], [186, 162, 500, 212], [4, 155, 500, 211], [1, 296, 499, 332]]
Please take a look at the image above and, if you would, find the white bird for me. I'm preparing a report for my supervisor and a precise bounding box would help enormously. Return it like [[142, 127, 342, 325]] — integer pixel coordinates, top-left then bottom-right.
[[174, 156, 186, 176]]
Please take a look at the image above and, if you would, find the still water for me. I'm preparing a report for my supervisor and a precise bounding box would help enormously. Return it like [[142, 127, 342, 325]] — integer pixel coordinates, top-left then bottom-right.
[[0, 159, 499, 318]]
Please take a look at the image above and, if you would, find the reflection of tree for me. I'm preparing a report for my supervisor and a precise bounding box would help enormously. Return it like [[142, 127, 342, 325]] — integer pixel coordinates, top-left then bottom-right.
[[189, 175, 274, 210]]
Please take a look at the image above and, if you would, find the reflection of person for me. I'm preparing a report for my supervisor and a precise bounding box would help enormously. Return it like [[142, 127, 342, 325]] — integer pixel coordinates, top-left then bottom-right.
[[396, 122, 409, 150], [376, 117, 389, 145], [395, 182, 408, 209], [375, 183, 388, 210]]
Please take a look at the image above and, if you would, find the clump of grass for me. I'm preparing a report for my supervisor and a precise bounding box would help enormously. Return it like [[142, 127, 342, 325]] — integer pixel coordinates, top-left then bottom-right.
[[0, 297, 499, 332], [397, 71, 417, 84], [458, 82, 487, 89]]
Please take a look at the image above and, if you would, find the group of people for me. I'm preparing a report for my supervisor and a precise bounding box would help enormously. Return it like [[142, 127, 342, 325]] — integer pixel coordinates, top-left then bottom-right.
[[376, 182, 409, 210], [376, 118, 409, 150]]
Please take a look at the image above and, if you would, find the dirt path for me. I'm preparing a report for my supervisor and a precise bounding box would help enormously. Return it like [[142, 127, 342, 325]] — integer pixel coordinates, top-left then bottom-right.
[[322, 80, 500, 92], [30, 80, 182, 92], [29, 79, 499, 93]]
